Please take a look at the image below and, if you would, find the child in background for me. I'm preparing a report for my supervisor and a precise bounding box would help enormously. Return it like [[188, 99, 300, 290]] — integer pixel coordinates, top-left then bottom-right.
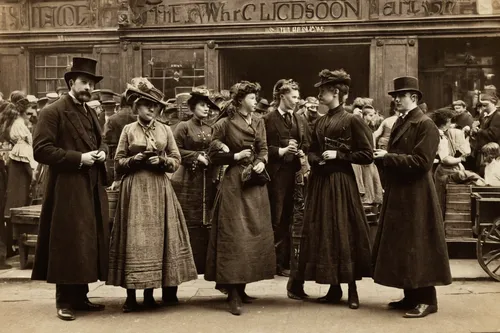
[[482, 142, 500, 186]]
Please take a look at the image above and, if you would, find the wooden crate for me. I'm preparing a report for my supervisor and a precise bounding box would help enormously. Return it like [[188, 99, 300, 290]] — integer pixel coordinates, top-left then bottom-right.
[[10, 205, 41, 269], [444, 185, 472, 239]]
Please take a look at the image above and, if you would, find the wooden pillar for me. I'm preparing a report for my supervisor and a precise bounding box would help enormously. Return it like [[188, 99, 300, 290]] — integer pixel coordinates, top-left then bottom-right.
[[205, 41, 219, 92], [370, 37, 418, 117]]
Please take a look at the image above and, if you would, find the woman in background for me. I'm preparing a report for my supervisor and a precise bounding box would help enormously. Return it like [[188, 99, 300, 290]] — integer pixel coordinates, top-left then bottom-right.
[[1, 92, 38, 220]]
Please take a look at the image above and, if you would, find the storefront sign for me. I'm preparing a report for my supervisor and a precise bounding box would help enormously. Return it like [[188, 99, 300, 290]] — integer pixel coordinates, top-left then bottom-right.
[[265, 25, 326, 33], [372, 0, 500, 18], [30, 1, 96, 29], [131, 0, 361, 26]]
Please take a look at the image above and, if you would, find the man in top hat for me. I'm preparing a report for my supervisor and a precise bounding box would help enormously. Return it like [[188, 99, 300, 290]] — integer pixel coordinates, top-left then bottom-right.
[[373, 76, 451, 318], [470, 91, 500, 173], [32, 57, 110, 321], [104, 93, 137, 189], [263, 79, 309, 281], [255, 98, 270, 117], [296, 96, 321, 133]]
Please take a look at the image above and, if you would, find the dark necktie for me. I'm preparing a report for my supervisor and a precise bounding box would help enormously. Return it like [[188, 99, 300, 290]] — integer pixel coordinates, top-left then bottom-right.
[[284, 112, 292, 127]]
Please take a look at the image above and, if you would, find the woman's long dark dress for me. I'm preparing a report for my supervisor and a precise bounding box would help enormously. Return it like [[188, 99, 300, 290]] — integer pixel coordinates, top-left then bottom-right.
[[171, 118, 214, 273], [205, 113, 276, 284], [296, 105, 373, 285]]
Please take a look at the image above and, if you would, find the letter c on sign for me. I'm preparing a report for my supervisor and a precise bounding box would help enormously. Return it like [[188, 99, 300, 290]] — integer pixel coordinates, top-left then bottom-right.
[[277, 3, 290, 20], [242, 4, 256, 21]]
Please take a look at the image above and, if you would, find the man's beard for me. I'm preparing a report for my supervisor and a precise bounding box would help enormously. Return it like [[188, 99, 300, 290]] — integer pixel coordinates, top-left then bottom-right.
[[75, 91, 91, 102]]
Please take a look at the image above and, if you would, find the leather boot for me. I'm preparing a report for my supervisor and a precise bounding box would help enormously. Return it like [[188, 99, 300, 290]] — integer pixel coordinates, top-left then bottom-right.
[[237, 284, 257, 304], [348, 282, 359, 309], [162, 286, 179, 306], [318, 284, 342, 303], [227, 286, 242, 316], [143, 288, 159, 309]]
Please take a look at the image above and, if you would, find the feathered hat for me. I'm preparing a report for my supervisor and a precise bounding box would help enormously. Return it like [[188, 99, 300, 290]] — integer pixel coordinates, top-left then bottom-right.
[[314, 69, 351, 88], [124, 77, 166, 106]]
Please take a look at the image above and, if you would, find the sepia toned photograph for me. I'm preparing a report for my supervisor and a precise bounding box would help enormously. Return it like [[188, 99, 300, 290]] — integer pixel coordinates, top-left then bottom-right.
[[0, 1, 499, 332]]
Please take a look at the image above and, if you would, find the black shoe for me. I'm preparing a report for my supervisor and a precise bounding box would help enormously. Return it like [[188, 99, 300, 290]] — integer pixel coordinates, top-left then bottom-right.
[[162, 296, 179, 306], [143, 297, 160, 309], [228, 296, 242, 316], [287, 288, 309, 301], [122, 300, 141, 313], [276, 266, 291, 277], [388, 298, 416, 310], [348, 287, 359, 309], [72, 300, 105, 311], [318, 285, 342, 303], [403, 304, 438, 318], [57, 308, 75, 321]]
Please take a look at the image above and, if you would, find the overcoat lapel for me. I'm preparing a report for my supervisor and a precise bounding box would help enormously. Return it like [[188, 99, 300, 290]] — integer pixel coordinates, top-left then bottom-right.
[[62, 95, 96, 150], [293, 112, 305, 145], [390, 107, 423, 146]]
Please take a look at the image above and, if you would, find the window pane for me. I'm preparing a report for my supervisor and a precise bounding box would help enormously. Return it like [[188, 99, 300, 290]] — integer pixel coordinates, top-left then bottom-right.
[[46, 56, 57, 66], [35, 56, 44, 66]]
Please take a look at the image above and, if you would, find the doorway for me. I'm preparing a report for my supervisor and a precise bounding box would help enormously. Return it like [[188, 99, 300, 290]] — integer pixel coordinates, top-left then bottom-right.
[[219, 44, 370, 104]]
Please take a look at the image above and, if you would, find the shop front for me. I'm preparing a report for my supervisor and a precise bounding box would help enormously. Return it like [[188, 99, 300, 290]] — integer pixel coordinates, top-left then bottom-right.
[[1, 0, 500, 115]]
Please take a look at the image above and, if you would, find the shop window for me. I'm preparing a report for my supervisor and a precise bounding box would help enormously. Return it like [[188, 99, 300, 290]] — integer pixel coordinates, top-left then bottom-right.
[[34, 52, 92, 97], [142, 49, 205, 100], [420, 39, 500, 113]]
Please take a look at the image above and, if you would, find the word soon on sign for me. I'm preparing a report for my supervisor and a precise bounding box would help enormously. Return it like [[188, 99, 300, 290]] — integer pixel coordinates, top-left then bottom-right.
[[134, 0, 361, 25]]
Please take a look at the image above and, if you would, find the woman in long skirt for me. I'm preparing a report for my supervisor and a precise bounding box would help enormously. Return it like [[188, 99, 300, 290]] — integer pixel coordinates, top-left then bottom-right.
[[205, 81, 276, 316], [295, 69, 373, 309], [171, 88, 224, 272], [107, 78, 197, 312]]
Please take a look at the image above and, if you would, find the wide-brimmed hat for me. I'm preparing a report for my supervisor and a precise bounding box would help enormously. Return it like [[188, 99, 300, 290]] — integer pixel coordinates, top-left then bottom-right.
[[46, 92, 59, 104], [189, 86, 219, 110], [388, 76, 422, 101], [64, 57, 103, 88], [124, 77, 166, 107], [314, 69, 351, 88], [256, 98, 270, 113]]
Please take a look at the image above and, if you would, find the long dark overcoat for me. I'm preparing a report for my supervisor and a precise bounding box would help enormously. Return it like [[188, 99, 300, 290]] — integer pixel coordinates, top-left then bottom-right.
[[31, 94, 109, 284], [372, 107, 452, 289]]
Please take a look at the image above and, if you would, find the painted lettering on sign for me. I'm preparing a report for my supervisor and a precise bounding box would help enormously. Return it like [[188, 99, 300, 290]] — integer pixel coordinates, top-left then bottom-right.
[[31, 1, 95, 29], [131, 0, 361, 26], [0, 5, 21, 31], [266, 25, 326, 33], [375, 0, 491, 18]]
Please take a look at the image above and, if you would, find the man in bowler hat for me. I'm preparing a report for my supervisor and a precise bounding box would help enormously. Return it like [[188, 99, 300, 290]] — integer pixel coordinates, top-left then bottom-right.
[[31, 57, 110, 321], [373, 76, 451, 318]]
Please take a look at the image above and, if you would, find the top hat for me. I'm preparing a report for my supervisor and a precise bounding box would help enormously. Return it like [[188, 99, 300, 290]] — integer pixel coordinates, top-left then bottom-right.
[[189, 86, 219, 111], [64, 57, 103, 88], [99, 89, 119, 104], [314, 69, 351, 88], [388, 76, 422, 100], [124, 77, 167, 107], [256, 98, 270, 113]]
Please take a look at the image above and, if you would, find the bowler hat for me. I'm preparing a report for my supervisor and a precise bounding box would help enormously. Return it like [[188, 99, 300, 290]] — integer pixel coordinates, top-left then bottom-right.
[[388, 76, 422, 100], [314, 69, 351, 88], [64, 57, 103, 88], [37, 97, 49, 110], [256, 98, 270, 113], [46, 92, 59, 104], [189, 86, 219, 111], [99, 89, 119, 104]]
